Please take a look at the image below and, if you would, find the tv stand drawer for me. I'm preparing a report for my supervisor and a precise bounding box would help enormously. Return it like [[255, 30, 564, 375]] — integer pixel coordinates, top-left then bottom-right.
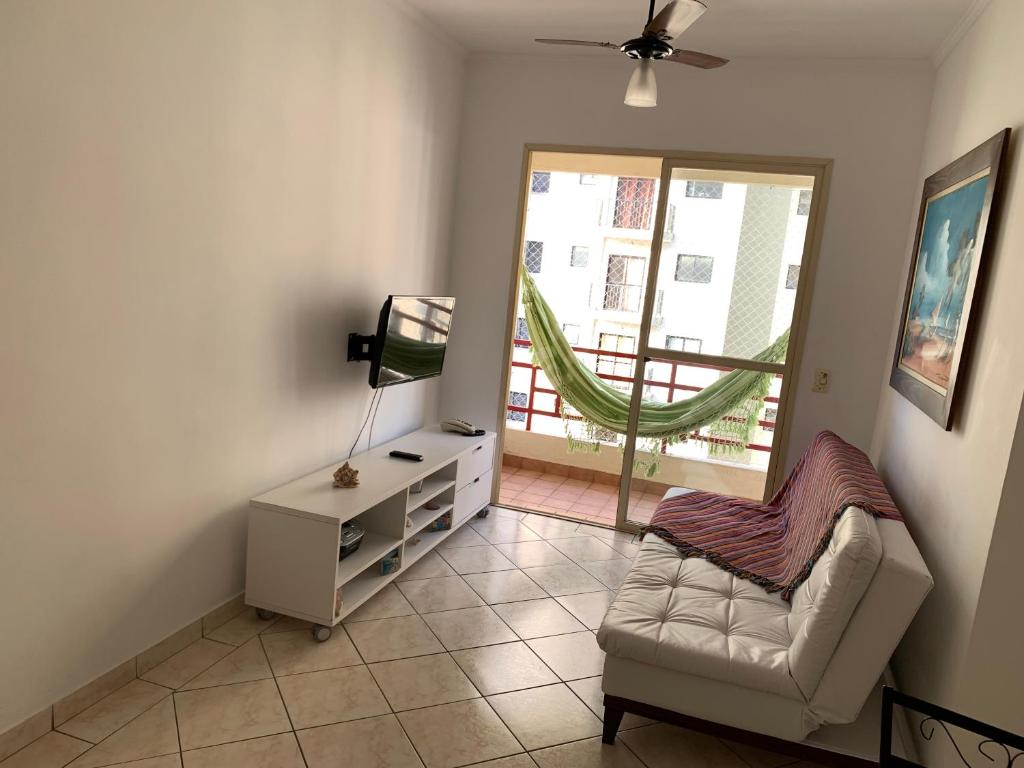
[[456, 438, 495, 490], [455, 469, 492, 526]]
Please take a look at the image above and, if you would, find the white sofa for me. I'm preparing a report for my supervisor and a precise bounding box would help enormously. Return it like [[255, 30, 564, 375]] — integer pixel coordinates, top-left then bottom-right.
[[597, 488, 932, 755]]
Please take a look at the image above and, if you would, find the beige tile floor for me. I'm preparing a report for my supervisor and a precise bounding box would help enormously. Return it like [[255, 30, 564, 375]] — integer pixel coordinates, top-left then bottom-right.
[[4, 508, 815, 768]]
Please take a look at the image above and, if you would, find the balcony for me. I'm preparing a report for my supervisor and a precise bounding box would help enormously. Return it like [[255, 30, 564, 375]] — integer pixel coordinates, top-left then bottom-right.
[[500, 339, 778, 527]]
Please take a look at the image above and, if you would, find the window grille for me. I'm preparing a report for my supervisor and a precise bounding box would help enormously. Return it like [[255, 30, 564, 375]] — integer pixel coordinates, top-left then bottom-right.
[[797, 189, 812, 216], [786, 264, 800, 289], [596, 332, 635, 379], [507, 391, 528, 422], [675, 254, 714, 283], [531, 171, 551, 193], [524, 241, 544, 273], [685, 180, 724, 199], [613, 177, 656, 229], [665, 335, 703, 353], [603, 254, 645, 311]]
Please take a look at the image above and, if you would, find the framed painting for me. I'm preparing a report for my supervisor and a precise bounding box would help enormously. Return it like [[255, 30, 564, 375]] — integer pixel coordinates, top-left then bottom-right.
[[890, 128, 1010, 429]]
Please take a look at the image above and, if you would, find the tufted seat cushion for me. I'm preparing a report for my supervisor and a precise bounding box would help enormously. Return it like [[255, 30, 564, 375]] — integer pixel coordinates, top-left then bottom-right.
[[598, 534, 802, 699]]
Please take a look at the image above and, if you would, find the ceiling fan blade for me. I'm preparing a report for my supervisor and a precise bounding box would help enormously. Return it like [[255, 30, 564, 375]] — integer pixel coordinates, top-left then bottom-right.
[[664, 49, 729, 69], [643, 0, 706, 42], [534, 38, 620, 50]]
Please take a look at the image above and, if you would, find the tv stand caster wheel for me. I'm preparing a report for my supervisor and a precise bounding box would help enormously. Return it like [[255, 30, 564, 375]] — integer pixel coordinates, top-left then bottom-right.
[[312, 625, 332, 642], [476, 507, 490, 519], [256, 608, 275, 621]]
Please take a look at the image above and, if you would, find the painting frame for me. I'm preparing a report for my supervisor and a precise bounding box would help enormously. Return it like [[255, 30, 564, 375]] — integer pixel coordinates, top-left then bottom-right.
[[889, 128, 1010, 429]]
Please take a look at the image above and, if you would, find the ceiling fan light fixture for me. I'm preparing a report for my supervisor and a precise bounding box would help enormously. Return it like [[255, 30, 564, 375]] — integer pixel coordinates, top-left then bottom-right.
[[625, 59, 657, 108]]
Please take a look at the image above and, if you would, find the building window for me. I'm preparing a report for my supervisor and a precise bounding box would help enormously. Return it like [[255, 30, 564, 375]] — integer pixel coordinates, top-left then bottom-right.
[[603, 254, 646, 312], [507, 391, 528, 422], [530, 171, 551, 193], [685, 180, 724, 199], [562, 324, 581, 344], [579, 173, 598, 185], [797, 189, 812, 216], [524, 240, 544, 273], [675, 254, 714, 284], [596, 332, 635, 379], [785, 264, 800, 289], [665, 335, 703, 353], [514, 316, 530, 341], [763, 407, 778, 432], [570, 246, 589, 267], [613, 177, 656, 229]]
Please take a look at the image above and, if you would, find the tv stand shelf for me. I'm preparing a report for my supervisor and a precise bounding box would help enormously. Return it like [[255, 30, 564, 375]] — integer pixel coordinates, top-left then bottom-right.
[[245, 425, 495, 638]]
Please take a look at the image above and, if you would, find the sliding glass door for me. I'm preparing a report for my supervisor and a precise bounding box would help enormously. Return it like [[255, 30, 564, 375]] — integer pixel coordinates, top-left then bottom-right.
[[497, 148, 829, 531]]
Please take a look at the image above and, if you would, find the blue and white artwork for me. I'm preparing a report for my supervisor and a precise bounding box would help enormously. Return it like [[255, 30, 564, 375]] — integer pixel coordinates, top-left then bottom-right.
[[899, 169, 991, 394]]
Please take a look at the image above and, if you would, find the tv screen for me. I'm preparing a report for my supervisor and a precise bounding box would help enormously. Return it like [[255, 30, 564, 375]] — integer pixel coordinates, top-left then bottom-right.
[[369, 296, 455, 388]]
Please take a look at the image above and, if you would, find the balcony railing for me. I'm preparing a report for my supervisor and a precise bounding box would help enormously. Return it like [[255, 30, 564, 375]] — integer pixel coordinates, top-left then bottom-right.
[[507, 339, 778, 454]]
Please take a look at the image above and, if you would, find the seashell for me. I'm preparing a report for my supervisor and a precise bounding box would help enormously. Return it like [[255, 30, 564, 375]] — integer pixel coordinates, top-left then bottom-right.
[[333, 461, 360, 488]]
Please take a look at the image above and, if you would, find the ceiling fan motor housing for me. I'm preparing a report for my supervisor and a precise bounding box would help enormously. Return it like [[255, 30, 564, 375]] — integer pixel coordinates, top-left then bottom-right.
[[621, 35, 674, 60]]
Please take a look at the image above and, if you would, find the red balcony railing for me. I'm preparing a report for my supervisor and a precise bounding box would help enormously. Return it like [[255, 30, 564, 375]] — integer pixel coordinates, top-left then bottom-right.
[[507, 339, 778, 453]]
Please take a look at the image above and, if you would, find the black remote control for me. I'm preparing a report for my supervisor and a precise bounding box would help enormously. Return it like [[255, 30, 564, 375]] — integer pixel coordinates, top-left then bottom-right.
[[389, 450, 424, 462]]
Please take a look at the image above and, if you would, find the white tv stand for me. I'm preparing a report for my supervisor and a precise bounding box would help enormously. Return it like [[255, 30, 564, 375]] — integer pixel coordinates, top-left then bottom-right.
[[245, 425, 496, 640]]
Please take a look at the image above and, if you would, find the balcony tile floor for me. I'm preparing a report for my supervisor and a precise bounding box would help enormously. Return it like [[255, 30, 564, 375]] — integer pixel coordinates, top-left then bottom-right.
[[4, 511, 816, 768], [499, 468, 664, 526]]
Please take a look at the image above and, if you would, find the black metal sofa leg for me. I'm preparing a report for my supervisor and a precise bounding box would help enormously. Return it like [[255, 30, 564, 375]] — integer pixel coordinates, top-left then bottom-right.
[[602, 703, 625, 744]]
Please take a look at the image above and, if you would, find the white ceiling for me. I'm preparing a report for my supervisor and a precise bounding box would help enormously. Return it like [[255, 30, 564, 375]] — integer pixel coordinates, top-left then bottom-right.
[[405, 0, 976, 60]]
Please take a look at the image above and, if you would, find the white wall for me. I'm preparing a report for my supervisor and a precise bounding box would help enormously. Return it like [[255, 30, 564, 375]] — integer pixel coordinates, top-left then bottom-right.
[[870, 0, 1024, 733], [0, 0, 464, 732], [441, 54, 933, 474]]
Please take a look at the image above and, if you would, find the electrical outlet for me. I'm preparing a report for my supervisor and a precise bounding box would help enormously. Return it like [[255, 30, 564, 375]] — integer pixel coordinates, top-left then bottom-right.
[[812, 368, 831, 393]]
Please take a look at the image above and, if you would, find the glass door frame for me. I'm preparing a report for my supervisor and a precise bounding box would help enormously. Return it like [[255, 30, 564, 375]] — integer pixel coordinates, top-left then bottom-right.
[[494, 145, 833, 534]]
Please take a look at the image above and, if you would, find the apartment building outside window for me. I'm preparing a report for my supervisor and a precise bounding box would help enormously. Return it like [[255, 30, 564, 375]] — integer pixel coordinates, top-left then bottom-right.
[[675, 254, 714, 284], [596, 332, 635, 380], [685, 180, 724, 199], [786, 264, 800, 289], [613, 177, 656, 229], [507, 391, 528, 422], [603, 254, 646, 312], [665, 335, 703, 353], [524, 241, 544, 273], [797, 189, 812, 215]]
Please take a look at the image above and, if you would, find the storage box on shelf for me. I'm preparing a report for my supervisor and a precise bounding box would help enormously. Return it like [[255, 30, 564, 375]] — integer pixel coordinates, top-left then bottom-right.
[[245, 425, 495, 640]]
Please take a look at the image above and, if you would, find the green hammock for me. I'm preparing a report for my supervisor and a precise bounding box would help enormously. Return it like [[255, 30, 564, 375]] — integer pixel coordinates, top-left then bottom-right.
[[519, 267, 788, 460]]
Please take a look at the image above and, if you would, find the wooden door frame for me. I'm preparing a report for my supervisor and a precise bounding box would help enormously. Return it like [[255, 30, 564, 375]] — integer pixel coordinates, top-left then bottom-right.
[[492, 144, 833, 531]]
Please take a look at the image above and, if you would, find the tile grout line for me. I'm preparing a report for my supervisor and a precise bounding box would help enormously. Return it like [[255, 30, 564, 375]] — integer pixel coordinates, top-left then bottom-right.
[[256, 632, 309, 768], [55, 691, 176, 766], [22, 515, 644, 767], [169, 684, 183, 763], [146, 638, 239, 693], [401, 529, 618, 764]]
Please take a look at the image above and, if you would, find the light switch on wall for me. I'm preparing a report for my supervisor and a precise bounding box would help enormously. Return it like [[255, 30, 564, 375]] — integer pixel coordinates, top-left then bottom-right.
[[812, 368, 831, 393]]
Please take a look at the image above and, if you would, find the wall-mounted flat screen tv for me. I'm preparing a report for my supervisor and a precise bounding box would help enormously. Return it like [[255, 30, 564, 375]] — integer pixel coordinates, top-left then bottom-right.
[[369, 296, 455, 388]]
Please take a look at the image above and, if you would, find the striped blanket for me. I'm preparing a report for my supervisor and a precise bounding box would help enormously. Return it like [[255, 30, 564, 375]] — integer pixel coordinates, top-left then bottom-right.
[[644, 431, 902, 600]]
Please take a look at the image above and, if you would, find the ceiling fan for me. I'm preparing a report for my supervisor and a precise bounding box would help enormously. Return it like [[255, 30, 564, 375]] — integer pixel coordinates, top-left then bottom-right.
[[536, 0, 727, 108]]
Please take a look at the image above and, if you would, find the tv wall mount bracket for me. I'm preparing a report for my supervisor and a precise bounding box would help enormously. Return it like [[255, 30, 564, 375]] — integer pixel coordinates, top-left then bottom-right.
[[347, 333, 377, 362]]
